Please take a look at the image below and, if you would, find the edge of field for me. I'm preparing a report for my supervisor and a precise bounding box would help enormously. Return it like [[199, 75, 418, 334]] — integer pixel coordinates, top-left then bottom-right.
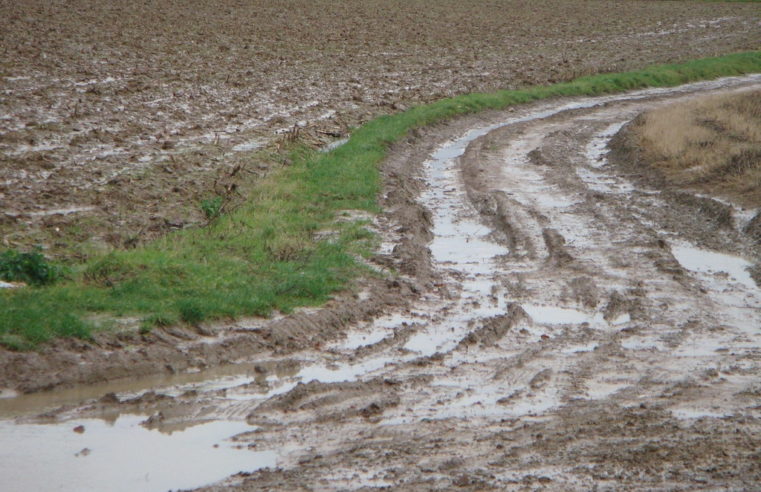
[[2, 50, 761, 351]]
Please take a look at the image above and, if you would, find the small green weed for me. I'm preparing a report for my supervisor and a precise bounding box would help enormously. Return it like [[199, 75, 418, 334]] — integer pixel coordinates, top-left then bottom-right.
[[0, 248, 62, 286], [200, 196, 224, 222]]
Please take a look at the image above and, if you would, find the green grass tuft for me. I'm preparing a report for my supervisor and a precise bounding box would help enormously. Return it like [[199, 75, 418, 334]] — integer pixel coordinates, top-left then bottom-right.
[[0, 248, 64, 286], [1, 51, 761, 349]]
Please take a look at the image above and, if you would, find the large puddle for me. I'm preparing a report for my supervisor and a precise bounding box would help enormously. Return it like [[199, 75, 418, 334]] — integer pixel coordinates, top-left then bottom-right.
[[0, 416, 274, 492], [671, 243, 757, 291], [0, 362, 294, 419]]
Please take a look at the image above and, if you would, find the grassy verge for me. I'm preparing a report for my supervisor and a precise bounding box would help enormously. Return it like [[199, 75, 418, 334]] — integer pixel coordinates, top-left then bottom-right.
[[2, 51, 760, 350], [626, 89, 761, 207]]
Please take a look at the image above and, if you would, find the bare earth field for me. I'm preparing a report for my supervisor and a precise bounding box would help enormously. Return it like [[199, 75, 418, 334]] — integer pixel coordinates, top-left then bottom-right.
[[1, 0, 760, 256]]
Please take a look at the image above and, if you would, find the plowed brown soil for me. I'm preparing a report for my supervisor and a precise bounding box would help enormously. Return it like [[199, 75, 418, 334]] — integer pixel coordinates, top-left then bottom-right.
[[2, 0, 760, 255]]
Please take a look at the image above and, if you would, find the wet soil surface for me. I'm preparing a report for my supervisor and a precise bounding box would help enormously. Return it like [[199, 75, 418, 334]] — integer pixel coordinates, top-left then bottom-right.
[[2, 0, 760, 256], [2, 76, 761, 491]]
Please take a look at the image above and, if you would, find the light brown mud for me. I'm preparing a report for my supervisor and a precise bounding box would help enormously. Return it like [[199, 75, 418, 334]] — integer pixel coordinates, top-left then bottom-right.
[[3, 77, 761, 491]]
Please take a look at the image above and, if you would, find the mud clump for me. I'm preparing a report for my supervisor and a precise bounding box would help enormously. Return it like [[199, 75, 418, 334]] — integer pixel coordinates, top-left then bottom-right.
[[602, 290, 642, 323], [609, 123, 755, 253], [664, 191, 735, 231], [542, 228, 574, 267], [249, 378, 400, 424], [744, 211, 761, 245], [566, 276, 600, 309], [457, 303, 528, 349]]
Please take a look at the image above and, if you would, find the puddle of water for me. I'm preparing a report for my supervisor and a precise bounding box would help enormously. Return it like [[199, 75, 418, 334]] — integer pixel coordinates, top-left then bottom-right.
[[429, 233, 506, 272], [231, 139, 264, 152], [403, 323, 461, 355], [584, 121, 628, 169], [320, 137, 349, 153], [383, 386, 562, 425], [338, 329, 392, 351], [522, 304, 605, 326], [0, 416, 275, 492], [403, 123, 513, 356], [560, 343, 598, 354], [336, 313, 423, 351], [621, 336, 667, 351], [672, 331, 758, 358], [576, 167, 635, 194], [586, 381, 629, 400], [670, 408, 730, 420], [671, 244, 757, 291], [28, 206, 95, 217], [0, 362, 292, 419], [533, 193, 579, 209], [669, 242, 761, 335], [296, 356, 393, 385], [497, 128, 582, 212], [404, 288, 508, 356]]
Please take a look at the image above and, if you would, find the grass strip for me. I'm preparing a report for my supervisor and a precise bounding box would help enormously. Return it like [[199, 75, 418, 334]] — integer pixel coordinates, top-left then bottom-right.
[[2, 50, 760, 350]]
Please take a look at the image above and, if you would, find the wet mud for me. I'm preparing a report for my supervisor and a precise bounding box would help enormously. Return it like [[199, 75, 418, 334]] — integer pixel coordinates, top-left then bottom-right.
[[3, 76, 761, 491]]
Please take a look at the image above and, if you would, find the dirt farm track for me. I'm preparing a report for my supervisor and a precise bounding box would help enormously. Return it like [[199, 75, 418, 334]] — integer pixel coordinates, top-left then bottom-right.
[[2, 1, 761, 491]]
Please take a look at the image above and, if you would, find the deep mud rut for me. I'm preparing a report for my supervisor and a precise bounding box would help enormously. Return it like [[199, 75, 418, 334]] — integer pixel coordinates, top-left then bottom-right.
[[3, 76, 761, 491]]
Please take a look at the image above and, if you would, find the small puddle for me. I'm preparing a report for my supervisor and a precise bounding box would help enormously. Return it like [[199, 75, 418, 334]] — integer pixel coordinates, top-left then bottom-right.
[[670, 408, 730, 420], [575, 166, 636, 194], [670, 242, 761, 334], [523, 304, 605, 326], [335, 313, 424, 350], [621, 335, 667, 352], [671, 243, 757, 291], [560, 343, 598, 354], [0, 416, 275, 492], [296, 356, 393, 385], [338, 329, 392, 351], [28, 205, 95, 217], [320, 137, 349, 153], [584, 121, 628, 169], [586, 381, 630, 400], [231, 139, 264, 152]]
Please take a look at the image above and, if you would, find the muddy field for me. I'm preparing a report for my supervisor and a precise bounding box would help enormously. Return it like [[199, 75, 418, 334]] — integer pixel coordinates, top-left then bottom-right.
[[1, 76, 760, 491], [2, 1, 761, 490], [2, 0, 760, 256]]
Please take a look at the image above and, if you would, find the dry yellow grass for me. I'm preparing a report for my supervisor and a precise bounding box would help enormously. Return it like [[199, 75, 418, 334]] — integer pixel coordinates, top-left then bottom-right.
[[632, 89, 761, 207]]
